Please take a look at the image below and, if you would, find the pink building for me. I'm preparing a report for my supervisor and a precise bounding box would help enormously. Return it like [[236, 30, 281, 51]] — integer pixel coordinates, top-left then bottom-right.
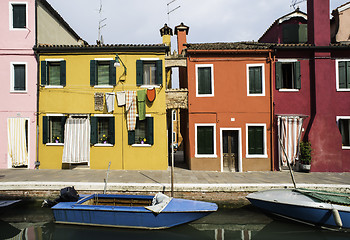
[[0, 0, 37, 169]]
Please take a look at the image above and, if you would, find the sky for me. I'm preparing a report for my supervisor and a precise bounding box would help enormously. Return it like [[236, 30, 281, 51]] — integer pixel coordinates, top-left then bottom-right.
[[47, 0, 349, 49]]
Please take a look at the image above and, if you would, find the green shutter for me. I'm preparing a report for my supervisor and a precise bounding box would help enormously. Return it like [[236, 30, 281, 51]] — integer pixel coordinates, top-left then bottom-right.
[[147, 117, 154, 145], [90, 117, 97, 144], [299, 24, 308, 43], [90, 60, 96, 86], [108, 117, 115, 145], [249, 67, 262, 94], [13, 4, 26, 28], [294, 61, 301, 89], [14, 65, 25, 91], [60, 60, 66, 87], [283, 24, 298, 43], [248, 126, 264, 155], [338, 61, 346, 89], [197, 126, 214, 155], [109, 60, 116, 86], [275, 62, 282, 90], [41, 61, 47, 85], [136, 60, 143, 86], [156, 60, 163, 85], [128, 131, 135, 145], [198, 67, 212, 94], [43, 116, 48, 144], [346, 62, 350, 89]]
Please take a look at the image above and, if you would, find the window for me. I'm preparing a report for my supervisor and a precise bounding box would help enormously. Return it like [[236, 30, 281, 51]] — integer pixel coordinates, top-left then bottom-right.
[[91, 116, 115, 145], [42, 116, 67, 144], [90, 59, 116, 87], [246, 124, 267, 158], [172, 110, 176, 121], [128, 117, 154, 145], [11, 63, 26, 92], [336, 60, 350, 91], [195, 124, 216, 157], [283, 24, 307, 44], [41, 60, 66, 87], [196, 64, 214, 96], [276, 61, 301, 90], [136, 60, 162, 86], [337, 117, 350, 149], [172, 132, 176, 143], [10, 3, 27, 29], [247, 64, 265, 96]]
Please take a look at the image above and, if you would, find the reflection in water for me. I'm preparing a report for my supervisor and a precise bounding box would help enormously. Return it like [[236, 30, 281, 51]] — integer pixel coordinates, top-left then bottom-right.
[[1, 203, 350, 240]]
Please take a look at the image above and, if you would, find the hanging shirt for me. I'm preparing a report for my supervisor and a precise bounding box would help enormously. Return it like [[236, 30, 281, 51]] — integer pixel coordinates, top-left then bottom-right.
[[137, 89, 146, 121]]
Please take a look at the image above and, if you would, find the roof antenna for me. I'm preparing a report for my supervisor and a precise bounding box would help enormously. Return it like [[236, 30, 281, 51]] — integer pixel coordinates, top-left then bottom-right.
[[167, 0, 180, 25], [290, 0, 306, 10], [97, 0, 107, 45]]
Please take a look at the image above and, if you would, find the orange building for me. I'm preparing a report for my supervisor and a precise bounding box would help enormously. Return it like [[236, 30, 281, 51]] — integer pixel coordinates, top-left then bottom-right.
[[177, 25, 273, 171]]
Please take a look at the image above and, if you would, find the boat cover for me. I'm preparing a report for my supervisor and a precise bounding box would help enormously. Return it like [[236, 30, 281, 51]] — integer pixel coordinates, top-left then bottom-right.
[[297, 189, 350, 206], [145, 192, 172, 213]]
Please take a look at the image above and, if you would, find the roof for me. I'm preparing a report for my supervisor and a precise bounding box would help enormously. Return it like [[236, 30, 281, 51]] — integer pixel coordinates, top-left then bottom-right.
[[38, 0, 86, 44], [185, 42, 273, 50], [335, 1, 350, 12]]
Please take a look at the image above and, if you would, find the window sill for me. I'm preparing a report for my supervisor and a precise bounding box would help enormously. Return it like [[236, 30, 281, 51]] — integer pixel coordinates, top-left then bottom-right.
[[94, 143, 113, 147], [139, 85, 161, 89], [195, 154, 217, 158], [247, 94, 265, 97], [278, 89, 299, 92], [246, 154, 268, 159], [94, 85, 114, 89], [337, 89, 350, 92], [46, 143, 64, 146], [342, 146, 350, 150], [196, 94, 214, 97], [10, 90, 27, 94], [132, 144, 152, 147], [44, 85, 64, 89]]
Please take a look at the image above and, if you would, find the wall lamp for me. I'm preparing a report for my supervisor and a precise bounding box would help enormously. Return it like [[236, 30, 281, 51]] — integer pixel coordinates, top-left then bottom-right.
[[114, 53, 127, 76]]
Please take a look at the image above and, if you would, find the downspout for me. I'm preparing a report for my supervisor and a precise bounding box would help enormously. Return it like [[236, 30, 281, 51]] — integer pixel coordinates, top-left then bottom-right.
[[269, 50, 275, 171], [34, 0, 40, 169]]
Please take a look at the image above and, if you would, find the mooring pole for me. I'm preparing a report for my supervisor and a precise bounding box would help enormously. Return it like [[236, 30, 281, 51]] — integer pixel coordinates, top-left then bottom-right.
[[171, 110, 175, 197], [104, 161, 111, 194]]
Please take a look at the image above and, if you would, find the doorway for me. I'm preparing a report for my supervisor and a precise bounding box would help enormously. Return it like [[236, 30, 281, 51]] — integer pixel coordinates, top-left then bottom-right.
[[221, 129, 241, 172]]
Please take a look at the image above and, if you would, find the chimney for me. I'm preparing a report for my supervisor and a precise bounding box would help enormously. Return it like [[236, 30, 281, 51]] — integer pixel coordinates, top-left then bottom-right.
[[175, 22, 189, 55], [160, 24, 173, 49], [307, 0, 330, 46]]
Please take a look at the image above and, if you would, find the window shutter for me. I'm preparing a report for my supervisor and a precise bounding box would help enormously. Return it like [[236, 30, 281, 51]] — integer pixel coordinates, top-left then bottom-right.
[[248, 126, 264, 155], [249, 67, 262, 94], [294, 61, 301, 89], [90, 60, 96, 86], [275, 62, 282, 90], [90, 117, 97, 144], [283, 24, 298, 43], [338, 61, 346, 89], [156, 60, 163, 85], [41, 61, 47, 85], [128, 131, 135, 145], [346, 62, 350, 89], [136, 60, 143, 86], [197, 126, 214, 155], [14, 65, 25, 91], [43, 116, 48, 144], [109, 60, 116, 86], [13, 5, 26, 28], [61, 116, 67, 142], [147, 117, 154, 145], [60, 60, 66, 87], [108, 117, 115, 145], [298, 24, 308, 43]]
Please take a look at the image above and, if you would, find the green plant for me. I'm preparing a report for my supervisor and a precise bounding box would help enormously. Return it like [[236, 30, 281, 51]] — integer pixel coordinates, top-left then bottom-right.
[[299, 141, 312, 165]]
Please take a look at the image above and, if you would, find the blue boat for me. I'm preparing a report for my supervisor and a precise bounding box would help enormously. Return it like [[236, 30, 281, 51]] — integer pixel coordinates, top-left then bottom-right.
[[52, 193, 218, 229], [246, 189, 350, 231]]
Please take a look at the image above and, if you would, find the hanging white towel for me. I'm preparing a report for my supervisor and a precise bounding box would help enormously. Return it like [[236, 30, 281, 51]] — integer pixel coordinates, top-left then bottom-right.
[[7, 118, 28, 167], [62, 118, 90, 164], [105, 93, 115, 113], [116, 91, 126, 106]]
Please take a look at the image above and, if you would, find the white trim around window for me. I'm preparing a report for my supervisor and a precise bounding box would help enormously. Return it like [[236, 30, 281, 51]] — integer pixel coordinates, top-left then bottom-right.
[[9, 2, 28, 30], [246, 63, 265, 96], [336, 116, 350, 149], [245, 123, 268, 158], [195, 123, 217, 158], [195, 64, 214, 97], [10, 62, 27, 93], [335, 59, 350, 92]]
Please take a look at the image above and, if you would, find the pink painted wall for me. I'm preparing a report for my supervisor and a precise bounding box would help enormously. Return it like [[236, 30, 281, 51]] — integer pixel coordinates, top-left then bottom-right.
[[0, 0, 37, 169]]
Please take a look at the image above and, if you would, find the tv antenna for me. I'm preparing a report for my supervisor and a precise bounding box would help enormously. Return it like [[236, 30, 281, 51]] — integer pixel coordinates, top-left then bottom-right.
[[167, 0, 180, 24], [291, 0, 306, 10], [98, 0, 107, 44]]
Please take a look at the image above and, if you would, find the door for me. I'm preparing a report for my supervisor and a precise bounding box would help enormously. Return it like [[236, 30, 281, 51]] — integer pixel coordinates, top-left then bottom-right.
[[222, 130, 239, 172]]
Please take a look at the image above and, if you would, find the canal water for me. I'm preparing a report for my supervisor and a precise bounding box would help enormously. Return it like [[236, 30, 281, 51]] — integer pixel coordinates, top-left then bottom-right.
[[1, 201, 350, 240]]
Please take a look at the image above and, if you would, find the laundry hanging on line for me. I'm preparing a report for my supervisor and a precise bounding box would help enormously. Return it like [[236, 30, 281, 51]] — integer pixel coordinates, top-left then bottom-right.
[[116, 91, 126, 106], [137, 89, 146, 121], [94, 92, 104, 111], [125, 91, 137, 131], [105, 92, 115, 113]]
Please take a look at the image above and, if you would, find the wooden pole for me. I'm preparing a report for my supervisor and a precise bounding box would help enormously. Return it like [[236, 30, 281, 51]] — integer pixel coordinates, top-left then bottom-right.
[[278, 137, 297, 188], [171, 110, 175, 197], [104, 161, 111, 194]]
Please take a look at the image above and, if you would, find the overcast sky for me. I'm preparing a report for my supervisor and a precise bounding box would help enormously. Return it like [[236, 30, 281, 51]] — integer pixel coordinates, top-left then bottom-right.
[[47, 0, 348, 49]]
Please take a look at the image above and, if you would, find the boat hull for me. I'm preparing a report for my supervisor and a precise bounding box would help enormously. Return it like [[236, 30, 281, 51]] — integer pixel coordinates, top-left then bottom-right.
[[52, 194, 217, 229], [247, 189, 350, 230]]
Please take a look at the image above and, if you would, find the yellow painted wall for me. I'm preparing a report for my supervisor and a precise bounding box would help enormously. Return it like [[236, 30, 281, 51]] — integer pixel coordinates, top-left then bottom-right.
[[38, 51, 168, 170]]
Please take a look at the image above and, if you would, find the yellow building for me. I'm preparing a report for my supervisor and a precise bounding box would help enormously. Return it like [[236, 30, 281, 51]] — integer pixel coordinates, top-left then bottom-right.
[[35, 44, 170, 170]]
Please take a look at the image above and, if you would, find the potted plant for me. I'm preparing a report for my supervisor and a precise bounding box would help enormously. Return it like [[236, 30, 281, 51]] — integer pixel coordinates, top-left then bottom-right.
[[299, 141, 312, 172]]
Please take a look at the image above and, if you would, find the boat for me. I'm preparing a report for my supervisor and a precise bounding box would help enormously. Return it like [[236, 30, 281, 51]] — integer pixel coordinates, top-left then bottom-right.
[[246, 188, 350, 231], [0, 200, 21, 214], [51, 192, 218, 229]]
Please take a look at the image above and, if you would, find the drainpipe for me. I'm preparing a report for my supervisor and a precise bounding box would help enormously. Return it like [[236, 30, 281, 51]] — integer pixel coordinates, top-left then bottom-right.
[[34, 0, 40, 169], [269, 51, 275, 171]]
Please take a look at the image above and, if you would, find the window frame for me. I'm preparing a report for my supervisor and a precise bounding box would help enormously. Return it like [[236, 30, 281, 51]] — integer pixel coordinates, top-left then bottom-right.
[[91, 114, 115, 147], [10, 62, 27, 93], [9, 2, 28, 30], [196, 64, 214, 97], [43, 114, 66, 146], [129, 114, 154, 147], [246, 63, 265, 96], [195, 123, 217, 158], [246, 123, 268, 158], [90, 58, 115, 89], [336, 116, 350, 149], [336, 59, 350, 92], [136, 58, 163, 88], [172, 110, 176, 121], [41, 59, 66, 88], [276, 59, 301, 92]]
